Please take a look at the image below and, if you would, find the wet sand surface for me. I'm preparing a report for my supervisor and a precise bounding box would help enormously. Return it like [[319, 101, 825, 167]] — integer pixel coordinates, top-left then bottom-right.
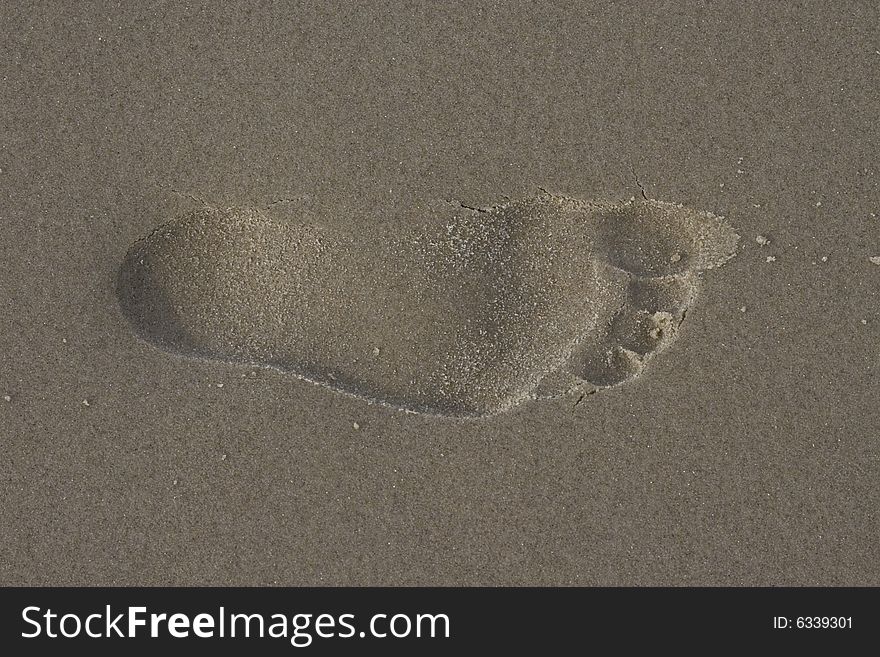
[[1, 2, 878, 584]]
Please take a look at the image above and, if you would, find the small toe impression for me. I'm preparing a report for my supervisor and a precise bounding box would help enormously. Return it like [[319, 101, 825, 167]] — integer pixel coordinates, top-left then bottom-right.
[[571, 346, 644, 388], [626, 276, 696, 314], [559, 303, 679, 390], [607, 307, 679, 355], [597, 200, 739, 276]]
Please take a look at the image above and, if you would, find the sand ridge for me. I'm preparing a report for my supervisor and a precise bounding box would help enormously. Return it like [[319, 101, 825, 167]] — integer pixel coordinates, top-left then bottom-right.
[[117, 195, 739, 416]]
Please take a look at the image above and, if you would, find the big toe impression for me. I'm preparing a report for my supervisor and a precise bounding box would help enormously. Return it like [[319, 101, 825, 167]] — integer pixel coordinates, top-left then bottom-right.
[[597, 200, 739, 277]]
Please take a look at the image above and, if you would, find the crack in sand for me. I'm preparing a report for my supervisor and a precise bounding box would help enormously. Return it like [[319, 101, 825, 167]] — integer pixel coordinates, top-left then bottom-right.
[[630, 164, 649, 201]]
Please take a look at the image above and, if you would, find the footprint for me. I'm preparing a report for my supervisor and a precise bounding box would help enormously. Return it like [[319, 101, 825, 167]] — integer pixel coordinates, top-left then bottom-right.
[[117, 196, 738, 416]]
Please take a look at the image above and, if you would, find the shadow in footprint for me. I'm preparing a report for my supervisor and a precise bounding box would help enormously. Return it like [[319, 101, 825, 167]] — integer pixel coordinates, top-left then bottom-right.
[[117, 196, 738, 416]]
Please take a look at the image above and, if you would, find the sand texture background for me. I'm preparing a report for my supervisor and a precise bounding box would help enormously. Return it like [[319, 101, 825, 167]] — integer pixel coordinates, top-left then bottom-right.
[[2, 1, 878, 585]]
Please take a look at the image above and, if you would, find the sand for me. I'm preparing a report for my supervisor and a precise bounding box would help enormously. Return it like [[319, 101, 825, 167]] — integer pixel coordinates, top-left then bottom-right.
[[1, 1, 878, 585]]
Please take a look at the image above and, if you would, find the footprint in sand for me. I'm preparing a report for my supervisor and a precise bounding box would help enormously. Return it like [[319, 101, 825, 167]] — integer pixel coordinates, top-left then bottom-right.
[[117, 195, 738, 417]]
